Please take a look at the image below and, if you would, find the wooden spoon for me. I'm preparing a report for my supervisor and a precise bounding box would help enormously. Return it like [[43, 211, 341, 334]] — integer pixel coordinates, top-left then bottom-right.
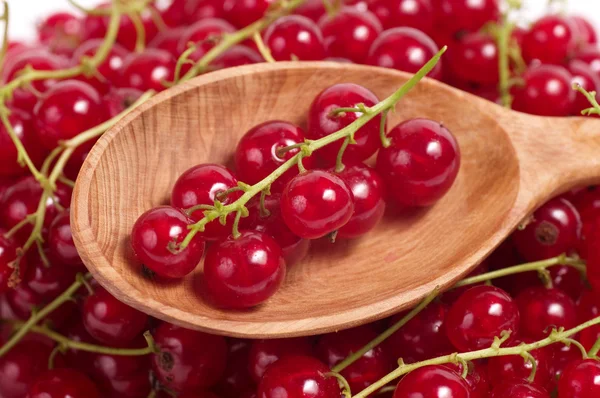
[[71, 62, 600, 338]]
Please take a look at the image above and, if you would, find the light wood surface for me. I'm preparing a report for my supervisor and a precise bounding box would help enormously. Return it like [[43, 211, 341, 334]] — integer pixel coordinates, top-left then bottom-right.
[[71, 62, 600, 338]]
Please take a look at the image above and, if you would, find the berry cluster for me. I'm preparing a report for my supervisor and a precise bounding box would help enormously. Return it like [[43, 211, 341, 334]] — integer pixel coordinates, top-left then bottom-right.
[[1, 0, 600, 398]]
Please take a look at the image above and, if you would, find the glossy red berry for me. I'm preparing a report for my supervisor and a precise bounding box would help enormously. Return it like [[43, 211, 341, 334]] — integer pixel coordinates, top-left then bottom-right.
[[0, 340, 54, 398], [24, 259, 77, 302], [37, 12, 83, 56], [558, 359, 600, 398], [307, 83, 382, 165], [296, 0, 327, 22], [215, 339, 255, 397], [171, 164, 242, 240], [72, 39, 129, 94], [119, 49, 175, 92], [102, 87, 144, 118], [549, 342, 583, 384], [335, 164, 386, 239], [516, 287, 578, 340], [371, 0, 434, 33], [446, 285, 519, 351], [317, 326, 393, 393], [47, 210, 83, 267], [131, 206, 205, 279], [203, 230, 286, 308], [447, 33, 498, 85], [487, 339, 553, 390], [212, 46, 262, 69], [27, 369, 100, 398], [512, 197, 582, 261], [281, 170, 354, 239], [577, 290, 600, 322], [367, 27, 442, 79], [548, 265, 586, 301], [152, 322, 227, 392], [319, 7, 383, 64], [570, 16, 597, 46], [149, 27, 186, 58], [82, 286, 149, 346], [248, 337, 314, 383], [512, 65, 576, 117], [393, 365, 470, 398], [0, 108, 46, 177], [186, 0, 227, 22], [6, 283, 72, 325], [235, 121, 315, 193], [257, 355, 340, 398], [241, 194, 310, 265], [434, 0, 500, 36], [178, 18, 236, 61], [522, 15, 577, 65], [386, 302, 453, 363], [580, 325, 600, 352], [490, 382, 550, 398], [445, 361, 490, 398], [377, 118, 460, 207], [573, 46, 600, 77], [223, 0, 275, 28], [569, 60, 600, 116], [34, 80, 107, 150], [263, 15, 326, 61]]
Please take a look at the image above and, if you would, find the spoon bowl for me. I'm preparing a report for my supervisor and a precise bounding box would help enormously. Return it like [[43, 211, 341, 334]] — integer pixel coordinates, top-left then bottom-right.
[[72, 62, 600, 338]]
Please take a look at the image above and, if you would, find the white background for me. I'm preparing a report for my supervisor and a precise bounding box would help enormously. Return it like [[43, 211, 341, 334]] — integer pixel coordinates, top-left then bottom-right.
[[5, 0, 600, 40]]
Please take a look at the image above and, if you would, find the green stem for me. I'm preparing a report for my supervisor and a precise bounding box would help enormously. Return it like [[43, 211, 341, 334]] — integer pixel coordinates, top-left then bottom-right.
[[180, 46, 447, 249], [452, 254, 585, 288], [588, 335, 600, 358], [497, 15, 514, 108], [562, 338, 589, 359], [0, 273, 93, 358], [0, 109, 43, 181], [129, 12, 146, 53], [326, 372, 352, 398], [380, 109, 390, 148], [335, 138, 350, 172], [521, 351, 537, 382], [0, 1, 9, 74], [353, 316, 600, 398], [259, 190, 271, 218], [330, 107, 362, 116], [253, 32, 275, 63], [332, 289, 439, 373], [573, 83, 600, 116]]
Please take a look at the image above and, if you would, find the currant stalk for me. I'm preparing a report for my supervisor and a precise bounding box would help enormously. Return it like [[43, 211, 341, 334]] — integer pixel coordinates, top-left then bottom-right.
[[0, 1, 9, 73], [179, 46, 447, 248], [573, 83, 600, 115], [253, 32, 276, 63], [497, 1, 521, 108]]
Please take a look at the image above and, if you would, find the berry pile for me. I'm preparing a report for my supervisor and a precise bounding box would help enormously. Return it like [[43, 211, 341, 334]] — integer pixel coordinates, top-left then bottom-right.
[[1, 0, 600, 398]]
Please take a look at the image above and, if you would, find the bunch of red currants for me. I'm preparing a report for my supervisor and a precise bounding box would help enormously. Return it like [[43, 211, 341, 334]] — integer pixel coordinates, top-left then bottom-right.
[[1, 0, 600, 398]]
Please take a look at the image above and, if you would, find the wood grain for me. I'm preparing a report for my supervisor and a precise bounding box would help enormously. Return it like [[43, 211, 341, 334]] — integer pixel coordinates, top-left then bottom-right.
[[71, 62, 600, 338]]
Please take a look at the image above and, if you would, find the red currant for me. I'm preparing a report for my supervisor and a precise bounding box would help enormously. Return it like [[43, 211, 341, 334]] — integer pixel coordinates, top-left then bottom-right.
[[319, 7, 383, 64], [215, 339, 255, 397], [37, 12, 84, 56], [223, 0, 275, 28], [248, 337, 314, 382], [0, 108, 47, 177], [0, 340, 54, 398], [377, 118, 460, 207], [447, 33, 499, 85], [171, 164, 242, 240], [512, 198, 582, 261], [212, 45, 262, 69], [549, 342, 583, 385], [570, 16, 597, 46], [149, 27, 186, 58], [367, 27, 442, 79], [102, 87, 144, 118], [577, 290, 600, 322], [307, 83, 382, 166], [296, 0, 327, 22], [27, 369, 100, 398], [47, 210, 83, 267], [511, 65, 576, 117], [516, 287, 578, 340], [235, 120, 315, 193], [203, 230, 286, 308], [264, 15, 326, 61], [118, 49, 176, 92], [490, 382, 550, 398], [434, 0, 500, 36], [152, 322, 227, 392], [281, 170, 354, 239], [393, 365, 471, 398], [573, 46, 600, 77], [446, 285, 519, 351], [178, 18, 236, 57], [72, 39, 129, 94], [445, 361, 490, 398], [257, 355, 340, 398], [24, 259, 77, 302], [558, 359, 600, 398], [34, 80, 107, 150], [6, 282, 75, 327], [548, 265, 586, 301], [569, 60, 600, 116], [371, 0, 434, 33], [522, 15, 577, 65], [131, 206, 205, 279], [187, 0, 227, 22], [82, 286, 149, 346]]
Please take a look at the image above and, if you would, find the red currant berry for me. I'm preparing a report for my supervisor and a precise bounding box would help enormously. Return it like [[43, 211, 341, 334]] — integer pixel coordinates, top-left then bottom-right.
[[307, 83, 382, 165], [487, 339, 553, 390], [223, 0, 275, 28], [34, 80, 107, 150], [377, 118, 460, 207], [178, 18, 236, 56], [24, 260, 77, 302], [490, 382, 550, 398], [549, 342, 583, 384], [367, 27, 442, 79], [522, 15, 577, 65], [119, 49, 176, 92], [47, 210, 83, 267], [447, 33, 498, 85], [296, 0, 327, 22], [281, 170, 354, 239], [445, 361, 490, 398], [570, 16, 598, 46], [235, 121, 315, 193], [371, 0, 434, 33], [434, 0, 500, 36], [264, 15, 326, 61], [187, 0, 227, 22], [152, 322, 227, 392], [72, 39, 129, 94], [558, 359, 600, 398], [0, 108, 47, 177], [37, 12, 84, 56], [27, 369, 100, 398], [386, 301, 453, 363], [203, 230, 286, 308], [103, 87, 144, 118], [512, 197, 582, 261], [258, 355, 340, 398], [0, 340, 54, 398], [215, 339, 255, 397], [569, 60, 600, 116], [393, 365, 470, 398], [580, 324, 600, 352], [511, 65, 576, 117], [82, 286, 149, 346], [573, 46, 600, 77], [6, 283, 75, 326], [171, 164, 242, 240], [319, 7, 383, 64], [2, 49, 67, 112], [317, 325, 393, 393], [212, 46, 262, 69], [548, 265, 586, 301], [248, 337, 314, 383], [446, 285, 519, 351], [577, 290, 600, 322], [241, 194, 310, 265], [88, 337, 150, 390], [149, 27, 186, 58], [516, 287, 578, 340], [0, 230, 22, 295], [131, 206, 205, 279]]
